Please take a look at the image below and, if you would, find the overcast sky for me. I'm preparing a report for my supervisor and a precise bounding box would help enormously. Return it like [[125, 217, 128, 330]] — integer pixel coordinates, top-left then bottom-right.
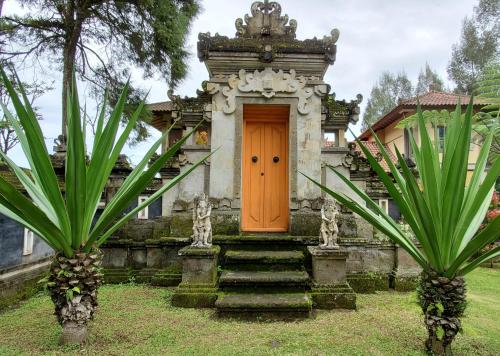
[[3, 0, 476, 166]]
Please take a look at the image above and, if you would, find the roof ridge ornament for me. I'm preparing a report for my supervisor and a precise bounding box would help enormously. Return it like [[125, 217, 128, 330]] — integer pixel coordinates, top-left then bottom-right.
[[235, 0, 297, 38]]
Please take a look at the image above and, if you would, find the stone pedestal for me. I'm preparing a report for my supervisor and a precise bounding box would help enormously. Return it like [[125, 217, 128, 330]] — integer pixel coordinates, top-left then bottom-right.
[[171, 245, 220, 308], [393, 245, 422, 291], [307, 246, 356, 309]]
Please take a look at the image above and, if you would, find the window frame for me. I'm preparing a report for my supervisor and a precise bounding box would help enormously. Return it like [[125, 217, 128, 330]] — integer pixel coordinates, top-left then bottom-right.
[[137, 195, 149, 220], [23, 228, 34, 256]]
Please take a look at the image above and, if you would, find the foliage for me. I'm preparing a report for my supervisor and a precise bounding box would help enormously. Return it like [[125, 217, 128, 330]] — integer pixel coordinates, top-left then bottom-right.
[[447, 0, 499, 94], [0, 69, 210, 257], [473, 62, 500, 160], [362, 71, 413, 130], [305, 100, 500, 278], [415, 63, 445, 96], [0, 0, 200, 142], [0, 69, 51, 155]]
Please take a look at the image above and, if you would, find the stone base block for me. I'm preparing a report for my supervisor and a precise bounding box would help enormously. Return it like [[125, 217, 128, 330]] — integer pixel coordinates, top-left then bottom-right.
[[347, 274, 376, 294], [393, 274, 420, 292], [310, 283, 356, 310], [171, 285, 218, 308], [103, 268, 133, 284], [347, 273, 391, 293], [151, 273, 182, 287]]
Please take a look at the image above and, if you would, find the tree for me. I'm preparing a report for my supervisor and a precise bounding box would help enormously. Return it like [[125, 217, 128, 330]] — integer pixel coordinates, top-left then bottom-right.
[[415, 63, 445, 95], [304, 101, 499, 355], [474, 61, 500, 161], [0, 71, 52, 155], [0, 0, 200, 142], [0, 69, 211, 344], [362, 71, 413, 130], [447, 0, 499, 94]]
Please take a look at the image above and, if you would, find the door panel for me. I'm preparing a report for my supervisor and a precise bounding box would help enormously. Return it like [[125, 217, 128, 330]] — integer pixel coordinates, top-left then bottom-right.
[[242, 105, 289, 232]]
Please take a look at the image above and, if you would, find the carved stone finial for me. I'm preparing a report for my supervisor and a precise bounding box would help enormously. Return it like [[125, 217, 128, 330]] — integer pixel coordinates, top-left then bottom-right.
[[235, 1, 297, 38], [319, 198, 340, 249], [191, 193, 213, 247]]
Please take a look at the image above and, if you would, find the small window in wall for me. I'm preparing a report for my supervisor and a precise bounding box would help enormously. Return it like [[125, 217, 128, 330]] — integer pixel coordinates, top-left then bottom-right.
[[23, 228, 34, 256], [322, 129, 339, 148], [437, 126, 446, 152], [137, 196, 149, 220], [378, 199, 389, 215]]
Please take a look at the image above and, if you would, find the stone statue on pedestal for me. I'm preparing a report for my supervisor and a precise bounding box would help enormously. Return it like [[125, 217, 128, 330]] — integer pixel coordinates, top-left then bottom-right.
[[191, 193, 212, 247], [319, 198, 339, 249]]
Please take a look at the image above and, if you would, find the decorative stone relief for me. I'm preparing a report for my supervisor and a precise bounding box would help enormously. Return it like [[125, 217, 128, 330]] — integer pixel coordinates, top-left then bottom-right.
[[319, 198, 340, 249], [208, 67, 329, 115], [238, 68, 306, 98], [191, 194, 213, 247], [235, 1, 297, 38]]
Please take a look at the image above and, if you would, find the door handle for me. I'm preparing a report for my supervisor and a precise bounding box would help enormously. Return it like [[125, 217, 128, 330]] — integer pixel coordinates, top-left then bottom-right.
[[252, 156, 258, 163], [273, 156, 280, 163]]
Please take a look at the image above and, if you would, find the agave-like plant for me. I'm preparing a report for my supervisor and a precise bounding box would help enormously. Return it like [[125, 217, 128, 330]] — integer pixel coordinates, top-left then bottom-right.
[[303, 100, 499, 355], [0, 69, 211, 344]]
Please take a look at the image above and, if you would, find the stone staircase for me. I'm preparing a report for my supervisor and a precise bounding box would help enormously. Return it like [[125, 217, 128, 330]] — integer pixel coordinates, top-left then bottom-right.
[[215, 246, 313, 319]]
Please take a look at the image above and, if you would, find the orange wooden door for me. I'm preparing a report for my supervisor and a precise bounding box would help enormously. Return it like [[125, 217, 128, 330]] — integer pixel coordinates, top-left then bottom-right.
[[242, 105, 289, 232]]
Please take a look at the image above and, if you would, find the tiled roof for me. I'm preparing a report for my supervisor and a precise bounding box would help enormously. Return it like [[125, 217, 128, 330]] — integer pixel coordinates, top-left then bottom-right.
[[359, 91, 491, 140], [399, 91, 489, 106], [147, 101, 174, 112], [353, 141, 398, 172]]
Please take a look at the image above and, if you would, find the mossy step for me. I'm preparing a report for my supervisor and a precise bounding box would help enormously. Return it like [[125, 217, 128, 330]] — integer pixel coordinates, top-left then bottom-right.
[[224, 250, 304, 264], [219, 270, 309, 286], [216, 293, 312, 311]]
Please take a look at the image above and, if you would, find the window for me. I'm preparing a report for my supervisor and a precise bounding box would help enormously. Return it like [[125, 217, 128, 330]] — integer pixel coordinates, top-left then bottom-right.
[[378, 199, 389, 214], [322, 129, 339, 148], [137, 196, 149, 220], [437, 125, 446, 152], [23, 229, 34, 256], [404, 128, 412, 158]]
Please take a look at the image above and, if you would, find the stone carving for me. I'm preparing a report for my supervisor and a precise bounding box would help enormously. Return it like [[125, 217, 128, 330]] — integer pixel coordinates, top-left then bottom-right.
[[237, 67, 306, 98], [322, 29, 340, 64], [235, 1, 297, 38], [191, 194, 213, 247], [208, 67, 329, 115], [319, 199, 340, 249]]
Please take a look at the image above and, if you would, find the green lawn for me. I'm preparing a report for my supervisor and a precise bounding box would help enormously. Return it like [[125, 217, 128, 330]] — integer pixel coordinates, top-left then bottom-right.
[[0, 268, 498, 355]]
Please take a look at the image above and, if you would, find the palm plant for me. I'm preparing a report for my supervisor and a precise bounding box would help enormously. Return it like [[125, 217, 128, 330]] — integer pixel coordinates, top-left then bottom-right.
[[0, 69, 210, 344], [303, 100, 500, 355]]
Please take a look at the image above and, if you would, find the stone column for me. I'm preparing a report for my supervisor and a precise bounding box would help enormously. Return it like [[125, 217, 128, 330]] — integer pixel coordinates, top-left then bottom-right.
[[307, 246, 356, 309], [171, 245, 220, 308]]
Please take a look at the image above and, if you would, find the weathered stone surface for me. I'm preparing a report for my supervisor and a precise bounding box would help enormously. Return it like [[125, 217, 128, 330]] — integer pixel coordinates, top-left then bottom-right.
[[308, 246, 348, 284], [224, 250, 304, 265], [310, 283, 356, 310], [131, 248, 147, 269], [170, 214, 194, 237], [178, 245, 220, 286], [219, 270, 309, 286], [290, 212, 321, 236], [171, 286, 219, 308]]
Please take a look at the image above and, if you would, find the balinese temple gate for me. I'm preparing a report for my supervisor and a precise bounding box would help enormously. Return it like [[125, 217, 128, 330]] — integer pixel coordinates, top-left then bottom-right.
[[101, 1, 422, 318]]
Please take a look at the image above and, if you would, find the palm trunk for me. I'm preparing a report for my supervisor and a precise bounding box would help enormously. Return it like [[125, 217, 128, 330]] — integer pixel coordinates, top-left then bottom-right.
[[418, 270, 467, 355], [47, 249, 103, 345]]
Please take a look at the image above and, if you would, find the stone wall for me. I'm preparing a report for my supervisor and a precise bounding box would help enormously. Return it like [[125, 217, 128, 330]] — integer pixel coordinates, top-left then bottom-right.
[[0, 258, 50, 309]]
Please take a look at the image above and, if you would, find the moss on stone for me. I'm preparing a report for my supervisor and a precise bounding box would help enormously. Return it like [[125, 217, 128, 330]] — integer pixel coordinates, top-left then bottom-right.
[[394, 276, 420, 292], [290, 213, 322, 236]]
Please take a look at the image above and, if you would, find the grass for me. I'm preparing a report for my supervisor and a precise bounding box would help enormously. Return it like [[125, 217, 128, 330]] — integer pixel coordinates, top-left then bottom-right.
[[0, 268, 498, 355]]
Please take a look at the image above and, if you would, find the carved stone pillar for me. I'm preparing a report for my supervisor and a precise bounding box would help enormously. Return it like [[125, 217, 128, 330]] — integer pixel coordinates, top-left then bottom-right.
[[307, 246, 356, 309], [171, 245, 220, 308]]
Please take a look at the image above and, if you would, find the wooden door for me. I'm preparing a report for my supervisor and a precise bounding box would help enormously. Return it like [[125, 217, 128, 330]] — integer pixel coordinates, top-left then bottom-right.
[[242, 105, 289, 232]]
